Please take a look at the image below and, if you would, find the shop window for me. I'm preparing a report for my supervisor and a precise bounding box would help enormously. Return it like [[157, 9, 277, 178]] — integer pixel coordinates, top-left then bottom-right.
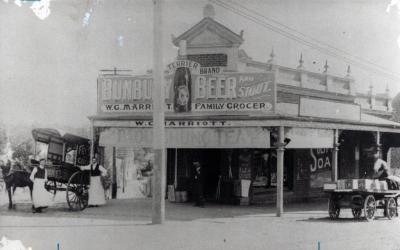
[[114, 147, 154, 199]]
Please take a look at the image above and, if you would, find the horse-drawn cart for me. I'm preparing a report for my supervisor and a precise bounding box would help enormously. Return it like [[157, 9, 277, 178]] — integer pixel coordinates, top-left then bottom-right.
[[324, 179, 400, 221], [31, 128, 91, 211]]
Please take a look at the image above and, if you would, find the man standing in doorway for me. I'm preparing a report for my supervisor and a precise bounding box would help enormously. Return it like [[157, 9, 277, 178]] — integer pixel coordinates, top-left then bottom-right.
[[193, 161, 205, 207]]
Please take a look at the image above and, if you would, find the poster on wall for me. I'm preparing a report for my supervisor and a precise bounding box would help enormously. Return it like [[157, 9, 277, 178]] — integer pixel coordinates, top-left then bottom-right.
[[168, 60, 199, 112], [238, 150, 252, 180], [309, 148, 333, 188], [295, 149, 332, 188]]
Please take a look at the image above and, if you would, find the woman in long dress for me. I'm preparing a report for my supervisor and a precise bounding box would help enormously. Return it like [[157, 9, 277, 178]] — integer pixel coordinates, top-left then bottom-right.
[[30, 159, 51, 213], [81, 157, 107, 207]]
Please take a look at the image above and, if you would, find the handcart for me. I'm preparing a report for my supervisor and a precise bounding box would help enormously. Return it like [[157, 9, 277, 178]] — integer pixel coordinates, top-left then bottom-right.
[[324, 180, 400, 221]]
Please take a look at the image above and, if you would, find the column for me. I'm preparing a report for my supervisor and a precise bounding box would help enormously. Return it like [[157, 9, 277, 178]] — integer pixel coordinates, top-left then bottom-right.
[[332, 129, 339, 181], [276, 126, 285, 217], [174, 149, 178, 188], [90, 119, 95, 161], [376, 131, 382, 157], [354, 142, 360, 178]]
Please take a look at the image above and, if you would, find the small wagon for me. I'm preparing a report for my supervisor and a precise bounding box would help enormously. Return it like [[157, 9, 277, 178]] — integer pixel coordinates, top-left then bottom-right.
[[324, 180, 400, 221], [31, 128, 91, 211]]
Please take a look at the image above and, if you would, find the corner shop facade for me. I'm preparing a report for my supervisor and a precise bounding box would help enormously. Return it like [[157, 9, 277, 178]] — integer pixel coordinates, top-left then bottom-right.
[[89, 9, 400, 206]]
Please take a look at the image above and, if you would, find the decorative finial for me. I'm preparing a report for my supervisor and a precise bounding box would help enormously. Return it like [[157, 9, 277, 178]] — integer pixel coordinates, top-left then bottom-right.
[[203, 4, 215, 19], [323, 60, 329, 73], [297, 53, 304, 69], [346, 65, 351, 76], [369, 82, 373, 95], [240, 30, 244, 38], [267, 48, 275, 64]]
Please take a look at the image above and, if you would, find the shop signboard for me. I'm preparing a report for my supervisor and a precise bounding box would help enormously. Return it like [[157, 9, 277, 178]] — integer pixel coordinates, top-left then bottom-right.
[[299, 97, 361, 121], [97, 65, 275, 115], [99, 127, 270, 149], [285, 127, 333, 149]]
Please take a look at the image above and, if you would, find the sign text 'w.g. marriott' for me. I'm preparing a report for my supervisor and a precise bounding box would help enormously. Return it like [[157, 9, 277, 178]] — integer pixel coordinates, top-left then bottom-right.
[[98, 69, 275, 114]]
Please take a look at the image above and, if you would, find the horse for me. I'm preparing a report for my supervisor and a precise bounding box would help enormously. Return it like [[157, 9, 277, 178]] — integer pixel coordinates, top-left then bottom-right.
[[0, 163, 33, 210]]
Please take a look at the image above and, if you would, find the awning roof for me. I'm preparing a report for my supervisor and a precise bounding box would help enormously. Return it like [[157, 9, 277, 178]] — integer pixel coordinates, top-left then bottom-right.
[[360, 113, 400, 126], [89, 112, 400, 133]]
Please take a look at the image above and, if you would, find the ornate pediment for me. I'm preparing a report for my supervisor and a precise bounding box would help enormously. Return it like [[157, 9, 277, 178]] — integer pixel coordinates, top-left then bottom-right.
[[172, 17, 244, 48], [189, 28, 232, 46]]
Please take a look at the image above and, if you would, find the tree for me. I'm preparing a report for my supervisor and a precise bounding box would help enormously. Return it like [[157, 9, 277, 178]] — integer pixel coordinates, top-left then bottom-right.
[[11, 139, 35, 165], [0, 125, 7, 155]]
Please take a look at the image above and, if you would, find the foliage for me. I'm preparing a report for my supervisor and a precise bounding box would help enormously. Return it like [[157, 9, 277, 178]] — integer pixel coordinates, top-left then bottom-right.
[[11, 139, 35, 165], [0, 125, 7, 155]]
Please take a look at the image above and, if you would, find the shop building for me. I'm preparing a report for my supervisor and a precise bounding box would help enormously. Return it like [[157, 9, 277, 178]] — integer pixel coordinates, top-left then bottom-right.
[[89, 5, 400, 209]]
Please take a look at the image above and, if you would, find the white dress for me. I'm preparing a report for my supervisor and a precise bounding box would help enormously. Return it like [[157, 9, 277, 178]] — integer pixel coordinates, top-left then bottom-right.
[[88, 164, 106, 206], [88, 175, 106, 205], [32, 167, 51, 208]]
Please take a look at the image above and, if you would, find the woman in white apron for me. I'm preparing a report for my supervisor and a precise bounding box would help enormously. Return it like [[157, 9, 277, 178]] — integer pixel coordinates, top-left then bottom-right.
[[81, 158, 107, 207], [30, 159, 51, 213]]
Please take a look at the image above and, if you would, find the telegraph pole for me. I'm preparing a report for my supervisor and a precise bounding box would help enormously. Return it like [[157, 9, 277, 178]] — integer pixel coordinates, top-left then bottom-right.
[[152, 0, 166, 224]]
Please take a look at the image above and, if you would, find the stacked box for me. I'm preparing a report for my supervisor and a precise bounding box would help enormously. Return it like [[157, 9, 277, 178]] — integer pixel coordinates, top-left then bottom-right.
[[356, 179, 373, 190], [379, 181, 388, 191], [372, 180, 380, 190], [337, 179, 346, 189], [323, 183, 337, 190], [335, 179, 388, 191], [344, 179, 354, 189]]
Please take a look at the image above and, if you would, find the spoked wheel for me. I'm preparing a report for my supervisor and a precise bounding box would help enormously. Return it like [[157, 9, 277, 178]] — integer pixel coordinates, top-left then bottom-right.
[[328, 194, 340, 219], [364, 195, 376, 222], [66, 171, 89, 211], [385, 198, 397, 220], [351, 208, 362, 219]]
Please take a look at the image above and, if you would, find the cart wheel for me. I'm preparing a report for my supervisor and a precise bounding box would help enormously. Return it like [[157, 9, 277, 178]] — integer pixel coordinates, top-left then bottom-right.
[[385, 198, 397, 220], [364, 195, 376, 221], [328, 194, 340, 219], [66, 171, 89, 211], [351, 208, 362, 219]]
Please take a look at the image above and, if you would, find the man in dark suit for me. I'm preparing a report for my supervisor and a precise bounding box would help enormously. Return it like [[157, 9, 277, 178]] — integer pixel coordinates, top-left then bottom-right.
[[193, 161, 205, 207]]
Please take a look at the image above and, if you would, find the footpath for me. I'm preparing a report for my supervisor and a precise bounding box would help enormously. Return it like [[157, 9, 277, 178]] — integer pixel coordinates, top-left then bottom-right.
[[1, 191, 400, 250]]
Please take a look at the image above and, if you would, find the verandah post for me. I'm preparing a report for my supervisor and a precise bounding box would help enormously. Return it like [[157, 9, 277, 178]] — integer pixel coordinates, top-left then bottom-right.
[[276, 126, 285, 217], [332, 129, 339, 182]]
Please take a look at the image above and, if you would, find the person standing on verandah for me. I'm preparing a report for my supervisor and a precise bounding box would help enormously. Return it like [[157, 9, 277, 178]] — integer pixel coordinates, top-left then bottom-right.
[[80, 157, 108, 207]]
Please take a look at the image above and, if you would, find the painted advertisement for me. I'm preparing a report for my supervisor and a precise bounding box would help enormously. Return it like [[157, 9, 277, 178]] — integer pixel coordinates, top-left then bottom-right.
[[295, 149, 332, 189], [97, 64, 275, 115], [309, 148, 333, 188]]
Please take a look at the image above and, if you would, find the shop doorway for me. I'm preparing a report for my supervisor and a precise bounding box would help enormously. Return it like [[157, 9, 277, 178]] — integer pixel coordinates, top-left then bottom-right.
[[169, 149, 222, 201], [200, 149, 221, 200]]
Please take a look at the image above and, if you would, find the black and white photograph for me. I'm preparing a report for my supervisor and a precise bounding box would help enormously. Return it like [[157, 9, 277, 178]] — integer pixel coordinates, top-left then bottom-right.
[[1, 0, 400, 249]]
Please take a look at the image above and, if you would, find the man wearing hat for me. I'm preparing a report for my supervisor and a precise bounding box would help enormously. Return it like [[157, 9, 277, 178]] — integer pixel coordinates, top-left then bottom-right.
[[192, 161, 205, 207]]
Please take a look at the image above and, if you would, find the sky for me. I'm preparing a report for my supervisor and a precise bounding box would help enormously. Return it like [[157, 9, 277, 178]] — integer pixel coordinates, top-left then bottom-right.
[[0, 0, 400, 128]]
